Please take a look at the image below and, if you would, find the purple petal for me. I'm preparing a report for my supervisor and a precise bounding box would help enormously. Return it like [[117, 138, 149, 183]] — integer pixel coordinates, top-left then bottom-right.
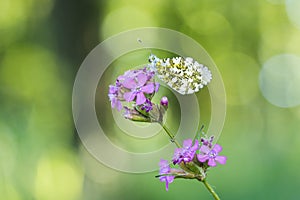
[[159, 162, 170, 174], [116, 100, 122, 111], [191, 140, 199, 151], [215, 156, 227, 165], [164, 176, 175, 191], [124, 91, 136, 102], [167, 176, 174, 184], [183, 139, 193, 148], [213, 144, 223, 153], [197, 154, 209, 162], [165, 179, 169, 191], [200, 145, 210, 154], [172, 149, 180, 162], [173, 148, 181, 155], [141, 83, 154, 94], [208, 158, 217, 167], [110, 98, 116, 108], [159, 176, 165, 182], [155, 83, 160, 92], [136, 92, 146, 105], [108, 94, 114, 102], [159, 159, 168, 167], [123, 78, 137, 89], [109, 85, 118, 94], [136, 73, 148, 87]]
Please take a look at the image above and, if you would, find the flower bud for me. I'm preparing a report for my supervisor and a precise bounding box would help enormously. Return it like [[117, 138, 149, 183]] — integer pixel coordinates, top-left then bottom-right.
[[160, 96, 168, 107]]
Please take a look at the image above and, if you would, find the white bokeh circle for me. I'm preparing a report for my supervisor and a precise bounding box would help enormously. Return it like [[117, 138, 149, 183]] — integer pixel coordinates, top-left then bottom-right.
[[259, 54, 300, 108], [286, 0, 300, 29], [72, 27, 226, 173]]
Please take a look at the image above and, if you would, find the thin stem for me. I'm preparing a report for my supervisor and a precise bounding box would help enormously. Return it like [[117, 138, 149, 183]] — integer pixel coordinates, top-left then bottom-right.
[[160, 123, 181, 148], [202, 179, 220, 200]]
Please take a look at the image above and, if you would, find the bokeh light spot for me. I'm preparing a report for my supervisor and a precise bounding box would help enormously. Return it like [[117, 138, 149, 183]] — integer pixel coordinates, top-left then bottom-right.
[[267, 0, 285, 4], [216, 52, 260, 105], [101, 6, 157, 39], [259, 54, 300, 107], [34, 150, 83, 200], [286, 0, 300, 29]]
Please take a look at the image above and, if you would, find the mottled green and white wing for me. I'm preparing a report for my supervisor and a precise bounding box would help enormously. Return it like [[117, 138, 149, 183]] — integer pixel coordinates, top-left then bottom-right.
[[149, 54, 212, 95]]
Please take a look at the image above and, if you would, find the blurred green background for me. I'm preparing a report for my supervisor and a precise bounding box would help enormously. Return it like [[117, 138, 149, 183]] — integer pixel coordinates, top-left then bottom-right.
[[1, 0, 300, 199]]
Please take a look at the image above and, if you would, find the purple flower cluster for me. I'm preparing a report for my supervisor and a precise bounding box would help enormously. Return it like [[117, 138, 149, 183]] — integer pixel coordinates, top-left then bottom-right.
[[158, 136, 227, 191], [172, 139, 199, 165], [108, 67, 159, 112], [123, 73, 154, 105]]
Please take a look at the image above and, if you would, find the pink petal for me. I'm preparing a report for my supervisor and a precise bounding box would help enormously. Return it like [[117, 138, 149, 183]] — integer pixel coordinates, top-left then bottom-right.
[[213, 144, 223, 153], [191, 140, 199, 151], [159, 159, 169, 167], [197, 154, 209, 162], [159, 176, 165, 182], [173, 148, 181, 157], [215, 156, 227, 165], [183, 139, 193, 148], [123, 78, 137, 89], [124, 91, 136, 102], [110, 99, 116, 108], [165, 180, 169, 191], [208, 158, 217, 167], [141, 83, 154, 94], [116, 101, 122, 111], [167, 176, 174, 184], [136, 92, 146, 105], [200, 145, 210, 154], [155, 83, 160, 92], [137, 73, 148, 87]]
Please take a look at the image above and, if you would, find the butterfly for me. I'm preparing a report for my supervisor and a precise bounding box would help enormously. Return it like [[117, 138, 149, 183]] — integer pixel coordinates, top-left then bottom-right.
[[148, 54, 212, 95]]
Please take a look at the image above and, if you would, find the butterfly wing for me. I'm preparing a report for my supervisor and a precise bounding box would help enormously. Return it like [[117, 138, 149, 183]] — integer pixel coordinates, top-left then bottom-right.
[[149, 55, 212, 95]]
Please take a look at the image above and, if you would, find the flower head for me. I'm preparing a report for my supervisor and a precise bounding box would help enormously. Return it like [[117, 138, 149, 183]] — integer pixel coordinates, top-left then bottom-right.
[[123, 73, 155, 105], [159, 159, 175, 191], [172, 139, 199, 165], [108, 67, 160, 113], [197, 144, 227, 167]]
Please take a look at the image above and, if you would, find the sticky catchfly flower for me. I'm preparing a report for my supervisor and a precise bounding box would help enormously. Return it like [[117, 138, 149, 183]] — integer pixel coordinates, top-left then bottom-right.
[[108, 67, 159, 113], [159, 159, 175, 191], [123, 73, 155, 105], [172, 139, 199, 165], [197, 144, 227, 167]]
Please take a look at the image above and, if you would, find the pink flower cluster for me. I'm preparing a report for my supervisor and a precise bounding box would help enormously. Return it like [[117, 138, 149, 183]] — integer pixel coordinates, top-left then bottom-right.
[[108, 68, 159, 112], [158, 137, 227, 191]]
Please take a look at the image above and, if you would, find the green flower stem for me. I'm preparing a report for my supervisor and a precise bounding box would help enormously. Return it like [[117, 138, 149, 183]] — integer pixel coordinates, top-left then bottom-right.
[[160, 123, 181, 148], [202, 179, 220, 200]]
